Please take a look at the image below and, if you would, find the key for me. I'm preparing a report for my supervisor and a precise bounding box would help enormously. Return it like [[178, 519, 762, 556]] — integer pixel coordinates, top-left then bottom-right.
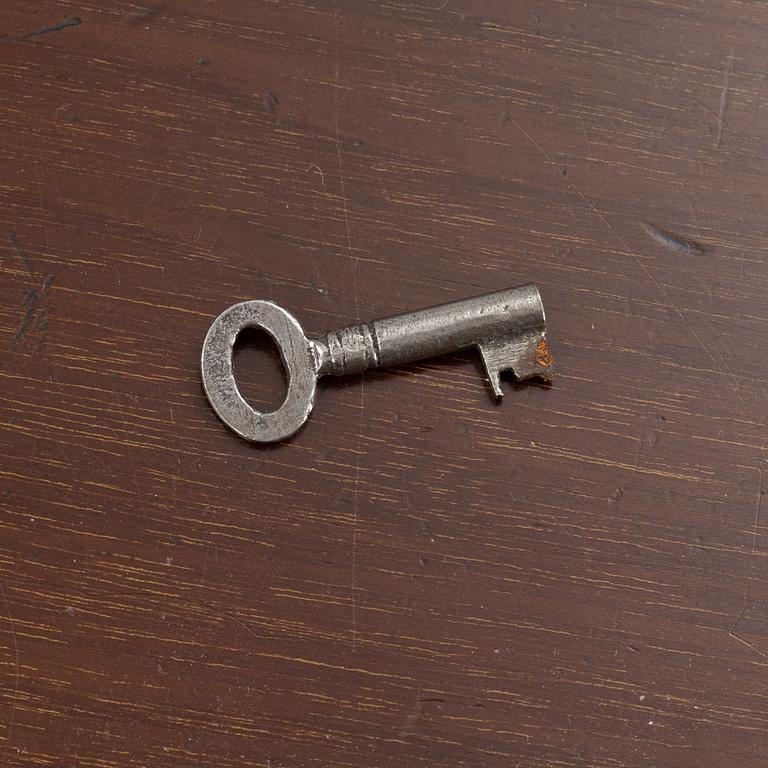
[[201, 283, 554, 443]]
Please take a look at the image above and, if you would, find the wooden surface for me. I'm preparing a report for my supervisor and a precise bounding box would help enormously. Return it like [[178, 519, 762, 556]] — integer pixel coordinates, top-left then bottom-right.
[[1, 1, 767, 766]]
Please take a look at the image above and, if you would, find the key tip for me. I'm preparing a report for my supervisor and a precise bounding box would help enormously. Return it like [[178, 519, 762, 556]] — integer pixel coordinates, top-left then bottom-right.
[[488, 372, 504, 399]]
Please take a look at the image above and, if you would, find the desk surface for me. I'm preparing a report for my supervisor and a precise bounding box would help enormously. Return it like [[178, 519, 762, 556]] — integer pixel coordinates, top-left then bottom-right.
[[1, 2, 767, 766]]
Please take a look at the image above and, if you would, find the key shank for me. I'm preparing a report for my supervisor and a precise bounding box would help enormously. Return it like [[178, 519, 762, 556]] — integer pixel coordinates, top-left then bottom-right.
[[314, 283, 553, 395]]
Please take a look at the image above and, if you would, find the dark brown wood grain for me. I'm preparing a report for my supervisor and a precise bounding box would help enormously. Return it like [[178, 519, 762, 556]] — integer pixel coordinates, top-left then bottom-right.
[[1, 1, 767, 766]]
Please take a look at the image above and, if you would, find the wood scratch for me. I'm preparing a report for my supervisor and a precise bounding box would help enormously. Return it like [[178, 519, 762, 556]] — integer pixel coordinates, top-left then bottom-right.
[[11, 307, 34, 350], [126, 4, 165, 26], [398, 693, 423, 737], [729, 627, 768, 659], [34, 164, 47, 248], [754, 445, 765, 554], [7, 233, 32, 275], [305, 164, 326, 185], [332, 41, 354, 270], [641, 223, 705, 256], [17, 15, 81, 40], [611, 601, 624, 670], [10, 274, 54, 352], [715, 50, 734, 148], [634, 403, 649, 471], [334, 10, 361, 653], [262, 90, 279, 114], [350, 385, 362, 655], [0, 584, 19, 755], [728, 460, 766, 660]]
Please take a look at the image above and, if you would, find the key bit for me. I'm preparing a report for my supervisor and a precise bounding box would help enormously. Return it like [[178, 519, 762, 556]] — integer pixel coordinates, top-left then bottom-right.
[[479, 332, 554, 399], [201, 283, 554, 443]]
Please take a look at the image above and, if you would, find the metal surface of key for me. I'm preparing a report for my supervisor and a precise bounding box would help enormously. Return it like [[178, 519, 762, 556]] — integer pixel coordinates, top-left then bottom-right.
[[201, 283, 554, 443]]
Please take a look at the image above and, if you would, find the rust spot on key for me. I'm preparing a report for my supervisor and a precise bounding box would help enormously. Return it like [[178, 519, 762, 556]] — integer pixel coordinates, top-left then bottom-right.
[[535, 337, 554, 369]]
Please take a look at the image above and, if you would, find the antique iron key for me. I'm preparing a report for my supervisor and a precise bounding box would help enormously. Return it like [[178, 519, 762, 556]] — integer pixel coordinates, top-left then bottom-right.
[[201, 283, 554, 443]]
